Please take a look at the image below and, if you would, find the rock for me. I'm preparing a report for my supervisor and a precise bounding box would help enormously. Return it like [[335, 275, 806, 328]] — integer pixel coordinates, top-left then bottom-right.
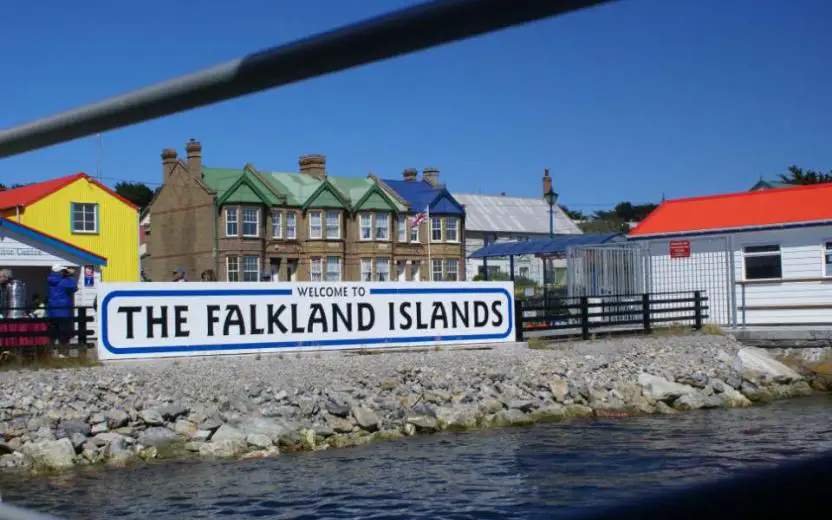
[[351, 406, 380, 432], [246, 433, 273, 449], [106, 409, 130, 429], [173, 419, 197, 436], [21, 439, 75, 470], [325, 397, 351, 418], [638, 373, 697, 402], [137, 427, 178, 447], [548, 380, 570, 402], [492, 409, 534, 427], [105, 435, 133, 466], [407, 415, 439, 432], [199, 439, 246, 458], [90, 422, 109, 435], [198, 417, 223, 431], [61, 419, 91, 437], [672, 392, 711, 411], [211, 424, 246, 443], [711, 379, 752, 408], [508, 400, 536, 412], [326, 415, 355, 434], [734, 347, 802, 384], [69, 433, 87, 452], [158, 404, 189, 421], [139, 409, 165, 426], [241, 446, 280, 459], [234, 418, 289, 443], [479, 399, 504, 414]]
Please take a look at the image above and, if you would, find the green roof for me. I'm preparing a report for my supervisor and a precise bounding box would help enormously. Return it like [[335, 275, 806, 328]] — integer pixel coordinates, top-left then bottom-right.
[[201, 166, 408, 211]]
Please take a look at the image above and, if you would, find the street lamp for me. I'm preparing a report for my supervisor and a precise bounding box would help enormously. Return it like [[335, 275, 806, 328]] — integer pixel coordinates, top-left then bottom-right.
[[543, 189, 559, 238], [542, 186, 559, 307]]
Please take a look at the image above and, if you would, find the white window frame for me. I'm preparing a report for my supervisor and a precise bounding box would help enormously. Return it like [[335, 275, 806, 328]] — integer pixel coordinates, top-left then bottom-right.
[[242, 207, 260, 238], [445, 217, 459, 243], [410, 220, 420, 243], [359, 213, 372, 241], [431, 259, 443, 281], [309, 210, 323, 239], [225, 207, 238, 237], [326, 256, 341, 281], [226, 256, 240, 282], [271, 210, 282, 239], [375, 257, 390, 282], [71, 202, 98, 234], [742, 244, 782, 281], [286, 212, 297, 239], [824, 241, 832, 278], [444, 258, 459, 281], [360, 258, 373, 281], [375, 213, 390, 241], [310, 256, 323, 282], [431, 217, 442, 242], [242, 255, 260, 282], [326, 211, 341, 240], [397, 215, 407, 242]]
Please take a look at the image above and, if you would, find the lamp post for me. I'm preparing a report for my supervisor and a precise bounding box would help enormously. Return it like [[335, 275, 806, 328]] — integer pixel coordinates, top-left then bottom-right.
[[543, 187, 559, 306]]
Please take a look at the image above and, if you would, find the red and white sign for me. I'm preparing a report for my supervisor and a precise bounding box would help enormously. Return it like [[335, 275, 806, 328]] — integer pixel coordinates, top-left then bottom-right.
[[669, 240, 691, 259]]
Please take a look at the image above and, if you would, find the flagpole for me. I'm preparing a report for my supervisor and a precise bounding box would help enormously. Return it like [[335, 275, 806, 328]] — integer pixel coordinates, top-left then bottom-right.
[[427, 204, 432, 281]]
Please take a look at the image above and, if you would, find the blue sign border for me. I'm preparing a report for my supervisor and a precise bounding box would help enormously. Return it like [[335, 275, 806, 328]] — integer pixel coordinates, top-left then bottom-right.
[[100, 287, 513, 355]]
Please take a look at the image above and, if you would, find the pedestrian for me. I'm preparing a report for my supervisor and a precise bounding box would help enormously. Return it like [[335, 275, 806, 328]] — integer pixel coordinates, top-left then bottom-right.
[[47, 264, 78, 345], [200, 269, 217, 281], [172, 267, 187, 282]]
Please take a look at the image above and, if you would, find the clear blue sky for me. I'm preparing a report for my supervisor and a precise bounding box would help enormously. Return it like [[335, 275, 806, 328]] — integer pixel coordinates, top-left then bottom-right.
[[1, 0, 830, 213]]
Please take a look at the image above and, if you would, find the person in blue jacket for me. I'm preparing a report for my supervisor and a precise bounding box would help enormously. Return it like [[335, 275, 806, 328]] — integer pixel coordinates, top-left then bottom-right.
[[47, 264, 78, 345]]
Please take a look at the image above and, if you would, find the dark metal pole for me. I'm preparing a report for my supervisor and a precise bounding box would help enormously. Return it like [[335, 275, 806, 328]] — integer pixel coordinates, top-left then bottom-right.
[[0, 0, 616, 158]]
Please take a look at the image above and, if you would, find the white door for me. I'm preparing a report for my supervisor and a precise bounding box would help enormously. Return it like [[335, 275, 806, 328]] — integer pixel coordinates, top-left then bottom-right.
[[412, 260, 421, 281]]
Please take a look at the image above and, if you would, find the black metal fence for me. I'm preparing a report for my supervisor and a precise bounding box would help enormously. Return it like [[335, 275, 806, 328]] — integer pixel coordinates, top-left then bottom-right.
[[515, 291, 709, 341], [0, 306, 96, 352]]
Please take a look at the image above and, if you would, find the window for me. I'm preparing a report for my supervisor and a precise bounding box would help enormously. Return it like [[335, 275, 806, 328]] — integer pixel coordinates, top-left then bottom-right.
[[375, 258, 390, 281], [743, 245, 782, 280], [360, 258, 373, 281], [326, 211, 340, 239], [519, 267, 530, 279], [71, 203, 98, 233], [825, 242, 832, 277], [432, 259, 443, 281], [243, 255, 260, 281], [310, 256, 322, 282], [431, 217, 442, 242], [410, 220, 420, 243], [225, 207, 238, 237], [271, 211, 282, 238], [445, 217, 459, 242], [360, 213, 372, 240], [227, 256, 239, 282], [444, 259, 459, 281], [412, 260, 421, 281], [242, 207, 260, 237], [397, 215, 407, 242], [326, 256, 341, 281], [286, 212, 297, 239], [375, 213, 389, 240], [309, 211, 322, 239]]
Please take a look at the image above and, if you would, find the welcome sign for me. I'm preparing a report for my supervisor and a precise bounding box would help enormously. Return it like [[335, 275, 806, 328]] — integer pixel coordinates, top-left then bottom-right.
[[97, 282, 515, 360]]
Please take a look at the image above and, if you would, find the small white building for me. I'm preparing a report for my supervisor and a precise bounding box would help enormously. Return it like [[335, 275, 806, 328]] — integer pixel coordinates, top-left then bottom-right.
[[455, 192, 582, 284], [628, 183, 832, 326]]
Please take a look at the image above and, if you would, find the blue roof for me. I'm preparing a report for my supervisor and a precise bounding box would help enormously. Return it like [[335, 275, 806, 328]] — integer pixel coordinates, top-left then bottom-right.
[[0, 218, 107, 266], [383, 179, 465, 216], [469, 233, 623, 259]]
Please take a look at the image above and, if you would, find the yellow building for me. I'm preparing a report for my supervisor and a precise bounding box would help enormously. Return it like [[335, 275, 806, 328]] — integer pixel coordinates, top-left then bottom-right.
[[0, 172, 140, 281]]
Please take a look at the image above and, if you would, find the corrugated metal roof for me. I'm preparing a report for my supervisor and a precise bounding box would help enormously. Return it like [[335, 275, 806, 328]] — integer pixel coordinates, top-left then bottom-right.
[[469, 233, 622, 258], [454, 193, 582, 235]]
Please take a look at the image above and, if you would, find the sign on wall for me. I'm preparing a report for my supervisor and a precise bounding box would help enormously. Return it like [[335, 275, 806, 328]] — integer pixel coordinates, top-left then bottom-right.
[[97, 282, 515, 360], [0, 236, 60, 265], [669, 240, 691, 259]]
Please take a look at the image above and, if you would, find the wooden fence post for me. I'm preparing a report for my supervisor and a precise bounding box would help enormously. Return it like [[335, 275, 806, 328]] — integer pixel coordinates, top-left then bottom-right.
[[642, 293, 651, 334], [514, 300, 524, 342], [694, 291, 703, 330], [580, 296, 590, 340]]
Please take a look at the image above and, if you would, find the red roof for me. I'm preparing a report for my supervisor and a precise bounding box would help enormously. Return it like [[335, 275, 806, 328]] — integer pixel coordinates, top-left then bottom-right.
[[630, 182, 832, 237], [0, 172, 139, 211]]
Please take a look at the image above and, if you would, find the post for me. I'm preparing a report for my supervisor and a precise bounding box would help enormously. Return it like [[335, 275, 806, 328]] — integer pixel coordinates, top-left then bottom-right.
[[549, 203, 554, 237], [580, 296, 590, 340], [514, 300, 524, 342], [509, 255, 515, 282], [77, 306, 89, 345], [642, 293, 651, 334], [694, 290, 703, 330]]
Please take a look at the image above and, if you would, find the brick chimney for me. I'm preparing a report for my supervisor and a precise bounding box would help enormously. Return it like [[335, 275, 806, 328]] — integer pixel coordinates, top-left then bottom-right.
[[542, 168, 552, 198], [186, 139, 202, 177], [423, 167, 440, 187], [402, 168, 418, 182], [161, 148, 178, 182], [299, 154, 326, 180]]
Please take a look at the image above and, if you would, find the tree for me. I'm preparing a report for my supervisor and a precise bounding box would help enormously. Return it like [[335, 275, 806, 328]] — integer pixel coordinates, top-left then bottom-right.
[[778, 165, 832, 185], [0, 183, 31, 191], [115, 182, 155, 210], [559, 205, 585, 221]]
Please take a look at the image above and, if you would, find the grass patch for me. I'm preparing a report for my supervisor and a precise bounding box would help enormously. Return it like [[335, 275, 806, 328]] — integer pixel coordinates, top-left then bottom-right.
[[0, 351, 101, 372], [527, 338, 549, 350], [700, 323, 724, 335]]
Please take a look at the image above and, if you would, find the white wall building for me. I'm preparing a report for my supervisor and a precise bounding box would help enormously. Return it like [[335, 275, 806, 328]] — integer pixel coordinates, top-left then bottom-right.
[[628, 183, 832, 326], [455, 192, 582, 284]]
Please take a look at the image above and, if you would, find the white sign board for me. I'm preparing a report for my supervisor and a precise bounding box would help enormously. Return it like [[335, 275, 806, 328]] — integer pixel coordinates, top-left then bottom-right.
[[0, 236, 65, 266], [97, 281, 516, 360]]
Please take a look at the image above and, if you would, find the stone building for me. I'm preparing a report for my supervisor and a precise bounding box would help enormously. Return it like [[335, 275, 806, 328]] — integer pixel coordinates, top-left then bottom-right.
[[143, 139, 466, 282]]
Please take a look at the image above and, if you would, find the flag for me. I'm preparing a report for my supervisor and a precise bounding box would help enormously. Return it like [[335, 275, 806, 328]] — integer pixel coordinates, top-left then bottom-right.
[[407, 208, 428, 229]]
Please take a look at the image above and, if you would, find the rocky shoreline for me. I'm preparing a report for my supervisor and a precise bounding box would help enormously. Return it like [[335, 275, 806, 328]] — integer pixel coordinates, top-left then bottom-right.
[[0, 335, 826, 474]]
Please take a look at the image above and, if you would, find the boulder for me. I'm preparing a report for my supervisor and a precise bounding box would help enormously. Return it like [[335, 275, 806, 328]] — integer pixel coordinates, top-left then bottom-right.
[[139, 409, 165, 426], [638, 373, 697, 402], [199, 439, 247, 458], [734, 347, 802, 384], [137, 427, 178, 447], [21, 439, 75, 470], [351, 406, 380, 432]]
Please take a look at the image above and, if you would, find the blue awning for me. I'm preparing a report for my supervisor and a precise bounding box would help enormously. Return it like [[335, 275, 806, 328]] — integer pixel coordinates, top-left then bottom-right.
[[468, 233, 623, 259]]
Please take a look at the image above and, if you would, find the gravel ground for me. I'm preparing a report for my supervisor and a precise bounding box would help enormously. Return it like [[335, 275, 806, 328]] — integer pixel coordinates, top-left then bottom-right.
[[0, 334, 818, 473]]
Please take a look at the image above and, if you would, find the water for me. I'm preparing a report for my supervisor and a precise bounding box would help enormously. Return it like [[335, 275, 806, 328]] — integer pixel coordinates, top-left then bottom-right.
[[3, 396, 832, 519]]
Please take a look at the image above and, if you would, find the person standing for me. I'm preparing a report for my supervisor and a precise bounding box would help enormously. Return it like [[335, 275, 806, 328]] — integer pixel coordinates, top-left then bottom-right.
[[172, 267, 187, 282], [47, 264, 78, 345]]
